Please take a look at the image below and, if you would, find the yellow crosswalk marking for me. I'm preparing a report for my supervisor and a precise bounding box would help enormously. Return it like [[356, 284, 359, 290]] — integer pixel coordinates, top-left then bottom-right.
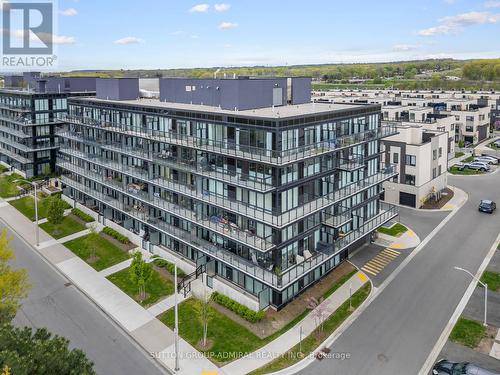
[[370, 258, 389, 267], [377, 252, 396, 261], [384, 248, 401, 256], [378, 253, 397, 261], [362, 267, 377, 276], [363, 263, 382, 272]]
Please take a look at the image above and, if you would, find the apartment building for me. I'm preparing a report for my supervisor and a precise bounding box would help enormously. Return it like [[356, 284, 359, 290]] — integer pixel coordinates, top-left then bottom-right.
[[0, 72, 96, 177], [57, 77, 398, 311], [381, 124, 448, 208]]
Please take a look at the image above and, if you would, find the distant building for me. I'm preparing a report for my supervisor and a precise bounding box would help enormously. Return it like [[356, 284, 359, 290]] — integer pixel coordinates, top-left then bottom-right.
[[381, 124, 448, 208], [0, 73, 96, 177]]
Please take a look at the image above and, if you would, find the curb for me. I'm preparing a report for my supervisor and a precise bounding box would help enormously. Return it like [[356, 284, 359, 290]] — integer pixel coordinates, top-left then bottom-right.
[[259, 184, 469, 375], [418, 232, 500, 375], [0, 216, 173, 375], [261, 269, 375, 375]]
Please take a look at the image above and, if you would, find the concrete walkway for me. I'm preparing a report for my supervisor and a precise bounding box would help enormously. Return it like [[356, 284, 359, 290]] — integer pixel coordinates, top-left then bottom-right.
[[37, 228, 91, 249], [1, 195, 372, 375], [99, 258, 133, 277], [0, 197, 221, 375], [376, 227, 420, 250], [221, 271, 368, 375], [147, 292, 188, 317]]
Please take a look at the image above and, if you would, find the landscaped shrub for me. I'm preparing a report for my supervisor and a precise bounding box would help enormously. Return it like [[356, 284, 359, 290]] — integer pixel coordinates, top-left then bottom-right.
[[102, 226, 130, 244], [153, 257, 186, 278], [212, 291, 265, 323], [71, 208, 95, 223]]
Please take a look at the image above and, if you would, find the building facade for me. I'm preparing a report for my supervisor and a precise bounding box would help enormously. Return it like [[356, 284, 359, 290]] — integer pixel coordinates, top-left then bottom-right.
[[58, 77, 398, 310], [0, 73, 96, 177], [381, 125, 448, 208]]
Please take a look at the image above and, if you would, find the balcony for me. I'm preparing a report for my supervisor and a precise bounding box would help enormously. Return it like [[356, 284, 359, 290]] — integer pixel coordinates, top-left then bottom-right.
[[322, 210, 352, 229], [0, 137, 57, 153], [337, 154, 364, 171], [155, 152, 274, 192], [58, 149, 396, 228], [0, 113, 64, 126], [59, 132, 275, 193], [61, 173, 398, 290], [65, 114, 397, 165], [0, 103, 31, 112], [0, 126, 31, 139], [57, 165, 275, 252], [0, 147, 32, 164]]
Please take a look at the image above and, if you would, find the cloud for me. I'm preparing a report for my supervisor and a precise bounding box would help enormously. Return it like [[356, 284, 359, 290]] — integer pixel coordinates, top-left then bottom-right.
[[484, 0, 500, 8], [417, 11, 500, 36], [392, 44, 419, 51], [114, 36, 143, 45], [218, 22, 238, 30], [443, 0, 456, 4], [7, 29, 76, 44], [189, 4, 209, 13], [60, 8, 77, 16], [214, 3, 231, 12], [169, 30, 184, 36]]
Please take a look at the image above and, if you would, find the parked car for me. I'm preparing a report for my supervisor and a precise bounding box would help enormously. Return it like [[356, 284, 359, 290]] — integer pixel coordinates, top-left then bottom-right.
[[493, 140, 500, 147], [433, 360, 499, 375], [457, 162, 490, 171], [479, 199, 496, 214], [475, 156, 498, 165]]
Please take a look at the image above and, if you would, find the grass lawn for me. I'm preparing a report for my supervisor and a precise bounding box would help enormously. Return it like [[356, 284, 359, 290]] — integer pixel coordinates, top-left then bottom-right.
[[462, 155, 475, 163], [159, 272, 366, 367], [10, 195, 71, 221], [39, 216, 87, 239], [107, 267, 174, 307], [0, 173, 23, 198], [160, 298, 265, 365], [249, 283, 371, 375], [480, 271, 500, 292], [448, 166, 484, 175], [63, 234, 130, 271], [449, 318, 486, 348], [454, 152, 465, 158], [377, 223, 408, 237]]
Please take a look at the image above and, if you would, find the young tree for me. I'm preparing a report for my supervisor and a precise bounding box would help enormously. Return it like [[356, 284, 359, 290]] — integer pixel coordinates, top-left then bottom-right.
[[0, 324, 96, 375], [306, 296, 331, 333], [193, 281, 213, 348], [0, 230, 30, 325], [84, 224, 98, 261], [129, 252, 152, 301], [47, 196, 65, 225]]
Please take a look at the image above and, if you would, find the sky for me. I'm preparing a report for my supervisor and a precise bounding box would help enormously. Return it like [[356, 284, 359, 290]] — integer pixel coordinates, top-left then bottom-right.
[[20, 0, 500, 70]]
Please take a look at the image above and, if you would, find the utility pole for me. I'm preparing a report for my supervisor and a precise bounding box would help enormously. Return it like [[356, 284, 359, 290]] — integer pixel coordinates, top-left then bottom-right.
[[174, 264, 180, 371]]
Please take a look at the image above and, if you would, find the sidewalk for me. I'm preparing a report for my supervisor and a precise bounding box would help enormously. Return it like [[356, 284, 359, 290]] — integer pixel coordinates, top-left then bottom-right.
[[375, 227, 420, 250], [0, 197, 221, 375], [1, 196, 371, 375], [221, 271, 368, 375]]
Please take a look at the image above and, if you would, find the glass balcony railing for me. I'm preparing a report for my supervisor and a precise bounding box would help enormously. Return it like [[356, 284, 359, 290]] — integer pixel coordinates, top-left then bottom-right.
[[61, 173, 398, 290], [58, 165, 275, 252], [59, 147, 397, 228], [0, 137, 57, 153], [0, 147, 32, 164], [65, 114, 397, 165], [0, 113, 64, 126], [58, 131, 275, 192], [0, 126, 31, 138], [0, 103, 31, 112]]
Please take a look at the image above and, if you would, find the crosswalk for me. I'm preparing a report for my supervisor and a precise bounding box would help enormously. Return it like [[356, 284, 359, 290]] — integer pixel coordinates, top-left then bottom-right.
[[361, 248, 401, 276]]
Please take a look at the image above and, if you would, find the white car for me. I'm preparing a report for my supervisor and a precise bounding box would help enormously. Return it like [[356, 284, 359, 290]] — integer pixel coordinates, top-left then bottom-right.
[[475, 156, 498, 165], [457, 161, 490, 171]]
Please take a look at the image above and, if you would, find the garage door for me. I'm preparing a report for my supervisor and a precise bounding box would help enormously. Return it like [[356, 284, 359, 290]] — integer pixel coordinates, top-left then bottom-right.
[[399, 192, 416, 207]]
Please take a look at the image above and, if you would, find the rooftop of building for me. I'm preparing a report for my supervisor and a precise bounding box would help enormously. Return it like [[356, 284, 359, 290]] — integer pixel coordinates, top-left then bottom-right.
[[72, 96, 377, 119]]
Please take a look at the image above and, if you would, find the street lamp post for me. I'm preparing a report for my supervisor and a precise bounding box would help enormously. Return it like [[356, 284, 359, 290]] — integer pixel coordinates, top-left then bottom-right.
[[454, 266, 488, 326], [15, 179, 39, 247]]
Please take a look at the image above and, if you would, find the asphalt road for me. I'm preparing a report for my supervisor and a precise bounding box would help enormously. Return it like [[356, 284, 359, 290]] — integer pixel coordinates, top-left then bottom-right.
[[301, 172, 500, 375], [2, 222, 166, 375]]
